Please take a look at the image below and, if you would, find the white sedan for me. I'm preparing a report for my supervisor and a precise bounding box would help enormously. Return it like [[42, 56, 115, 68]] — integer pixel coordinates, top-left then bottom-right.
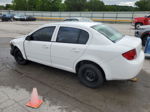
[[10, 22, 144, 88]]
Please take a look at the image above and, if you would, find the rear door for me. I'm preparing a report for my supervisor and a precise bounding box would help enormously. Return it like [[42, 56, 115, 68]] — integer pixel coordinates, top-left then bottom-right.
[[24, 26, 55, 65], [51, 26, 90, 71]]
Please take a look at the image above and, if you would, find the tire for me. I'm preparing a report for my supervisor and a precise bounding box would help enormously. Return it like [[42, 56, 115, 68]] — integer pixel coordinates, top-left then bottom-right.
[[14, 48, 28, 65], [135, 23, 142, 29], [78, 64, 104, 88], [142, 33, 149, 46]]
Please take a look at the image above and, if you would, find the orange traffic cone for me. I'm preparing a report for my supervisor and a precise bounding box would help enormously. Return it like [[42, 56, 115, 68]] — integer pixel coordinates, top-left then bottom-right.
[[26, 88, 43, 108]]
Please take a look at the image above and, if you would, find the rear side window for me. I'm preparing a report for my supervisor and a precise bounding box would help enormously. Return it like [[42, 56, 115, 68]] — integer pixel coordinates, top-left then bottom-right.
[[31, 26, 55, 42], [78, 30, 89, 44], [56, 27, 89, 44]]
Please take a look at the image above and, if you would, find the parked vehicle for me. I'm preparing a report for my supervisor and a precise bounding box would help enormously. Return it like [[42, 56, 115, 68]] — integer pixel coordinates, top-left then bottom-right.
[[144, 37, 150, 57], [13, 14, 25, 21], [0, 14, 2, 19], [14, 14, 36, 21], [135, 25, 150, 46], [133, 15, 150, 29], [1, 14, 14, 21], [10, 22, 144, 88], [26, 16, 36, 21], [64, 17, 93, 22]]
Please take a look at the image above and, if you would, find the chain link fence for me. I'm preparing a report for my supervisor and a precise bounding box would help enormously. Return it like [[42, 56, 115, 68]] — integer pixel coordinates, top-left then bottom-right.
[[0, 10, 150, 23]]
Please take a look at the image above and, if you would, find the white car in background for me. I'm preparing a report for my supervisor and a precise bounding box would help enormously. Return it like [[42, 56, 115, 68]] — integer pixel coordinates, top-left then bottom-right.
[[13, 14, 27, 21], [10, 22, 144, 88], [64, 17, 93, 22]]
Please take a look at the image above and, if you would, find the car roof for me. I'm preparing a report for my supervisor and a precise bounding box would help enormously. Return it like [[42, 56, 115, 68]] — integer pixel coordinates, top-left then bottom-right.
[[42, 22, 102, 28]]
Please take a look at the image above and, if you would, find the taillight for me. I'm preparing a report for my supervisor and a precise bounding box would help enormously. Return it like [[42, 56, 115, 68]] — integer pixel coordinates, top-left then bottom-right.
[[122, 49, 137, 60]]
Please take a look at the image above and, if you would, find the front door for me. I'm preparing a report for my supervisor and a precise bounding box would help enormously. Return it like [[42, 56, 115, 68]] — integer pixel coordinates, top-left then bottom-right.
[[24, 26, 55, 65]]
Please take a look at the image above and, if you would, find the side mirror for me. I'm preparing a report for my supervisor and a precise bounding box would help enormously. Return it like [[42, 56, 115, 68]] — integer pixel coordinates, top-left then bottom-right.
[[26, 35, 32, 41]]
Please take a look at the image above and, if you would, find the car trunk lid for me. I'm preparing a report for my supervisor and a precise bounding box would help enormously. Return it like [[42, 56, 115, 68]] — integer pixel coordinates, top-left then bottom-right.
[[116, 35, 142, 57]]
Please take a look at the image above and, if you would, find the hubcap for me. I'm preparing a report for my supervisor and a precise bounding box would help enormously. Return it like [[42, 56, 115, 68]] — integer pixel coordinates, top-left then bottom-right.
[[84, 69, 97, 82], [136, 24, 141, 29]]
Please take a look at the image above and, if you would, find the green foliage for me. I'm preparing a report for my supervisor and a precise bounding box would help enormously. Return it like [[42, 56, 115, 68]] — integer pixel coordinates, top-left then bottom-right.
[[51, 0, 62, 11], [12, 0, 28, 10], [0, 5, 5, 10], [135, 0, 150, 11], [65, 0, 87, 11], [5, 4, 13, 10], [27, 0, 37, 11], [7, 0, 150, 11], [87, 0, 105, 11], [59, 3, 66, 11], [105, 5, 135, 11]]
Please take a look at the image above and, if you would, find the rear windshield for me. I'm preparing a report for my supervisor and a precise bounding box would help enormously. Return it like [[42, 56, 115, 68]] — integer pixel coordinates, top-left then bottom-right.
[[92, 24, 124, 42]]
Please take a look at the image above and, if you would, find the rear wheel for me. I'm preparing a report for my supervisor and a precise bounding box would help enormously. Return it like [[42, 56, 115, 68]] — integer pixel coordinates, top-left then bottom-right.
[[78, 64, 104, 88], [14, 48, 28, 65]]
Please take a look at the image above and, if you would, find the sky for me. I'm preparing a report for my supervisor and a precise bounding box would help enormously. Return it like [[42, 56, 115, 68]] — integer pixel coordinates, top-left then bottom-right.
[[0, 0, 139, 6]]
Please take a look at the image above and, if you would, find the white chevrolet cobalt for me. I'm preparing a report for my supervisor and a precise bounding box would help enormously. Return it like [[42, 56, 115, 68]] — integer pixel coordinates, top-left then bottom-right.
[[10, 22, 144, 88]]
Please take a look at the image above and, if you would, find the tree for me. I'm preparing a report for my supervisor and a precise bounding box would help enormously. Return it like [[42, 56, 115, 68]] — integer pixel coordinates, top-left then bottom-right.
[[51, 0, 62, 11], [35, 0, 51, 11], [12, 0, 28, 10], [65, 0, 87, 11], [59, 3, 66, 11], [105, 5, 134, 11], [5, 4, 13, 10], [87, 0, 105, 11], [135, 0, 150, 11], [11, 0, 137, 11], [27, 0, 37, 11], [0, 5, 5, 10]]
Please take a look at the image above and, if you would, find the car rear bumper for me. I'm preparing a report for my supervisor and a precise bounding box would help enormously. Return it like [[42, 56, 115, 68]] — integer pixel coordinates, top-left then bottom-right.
[[106, 50, 144, 80]]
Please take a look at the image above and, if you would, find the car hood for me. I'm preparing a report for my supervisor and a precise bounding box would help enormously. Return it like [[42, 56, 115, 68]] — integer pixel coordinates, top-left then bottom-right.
[[134, 17, 145, 20], [10, 35, 26, 45]]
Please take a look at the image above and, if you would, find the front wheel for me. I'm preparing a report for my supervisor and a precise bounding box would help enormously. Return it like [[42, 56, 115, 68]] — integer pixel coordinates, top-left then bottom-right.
[[78, 64, 104, 88], [135, 23, 142, 29], [14, 48, 28, 65]]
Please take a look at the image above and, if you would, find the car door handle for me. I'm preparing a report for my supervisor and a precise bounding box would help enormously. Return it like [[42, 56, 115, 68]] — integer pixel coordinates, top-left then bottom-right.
[[72, 48, 80, 52], [42, 45, 49, 49]]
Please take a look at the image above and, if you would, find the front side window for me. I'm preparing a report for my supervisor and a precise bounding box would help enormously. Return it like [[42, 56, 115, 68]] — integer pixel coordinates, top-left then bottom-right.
[[31, 26, 55, 42], [57, 27, 89, 44], [92, 24, 124, 42]]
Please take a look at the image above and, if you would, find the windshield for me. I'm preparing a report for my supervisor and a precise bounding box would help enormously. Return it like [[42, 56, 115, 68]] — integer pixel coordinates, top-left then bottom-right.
[[92, 24, 124, 42]]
